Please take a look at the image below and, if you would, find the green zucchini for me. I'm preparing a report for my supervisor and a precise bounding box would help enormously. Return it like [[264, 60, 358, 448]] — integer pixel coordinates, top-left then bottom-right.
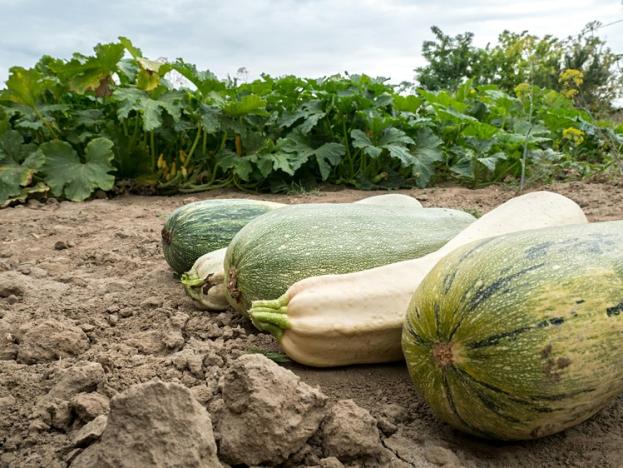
[[225, 203, 475, 313], [178, 194, 422, 310], [161, 199, 284, 274], [402, 220, 623, 440]]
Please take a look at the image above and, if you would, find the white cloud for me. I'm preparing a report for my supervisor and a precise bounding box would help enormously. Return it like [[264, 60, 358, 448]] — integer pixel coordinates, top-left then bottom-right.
[[0, 0, 621, 85]]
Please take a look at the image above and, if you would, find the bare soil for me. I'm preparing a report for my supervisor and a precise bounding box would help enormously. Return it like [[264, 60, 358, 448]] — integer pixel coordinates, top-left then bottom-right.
[[1, 181, 623, 467]]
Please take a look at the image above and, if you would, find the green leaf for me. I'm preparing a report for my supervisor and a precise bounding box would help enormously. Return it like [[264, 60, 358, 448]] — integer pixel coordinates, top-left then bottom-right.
[[497, 132, 551, 146], [119, 36, 143, 59], [199, 104, 221, 133], [136, 58, 167, 91], [60, 42, 125, 95], [279, 100, 326, 134], [374, 93, 393, 108], [40, 138, 116, 201], [0, 130, 38, 163], [70, 109, 106, 129], [216, 150, 255, 181], [117, 59, 139, 84], [461, 121, 499, 140], [171, 60, 225, 95], [314, 142, 345, 180], [254, 155, 274, 178], [277, 132, 315, 158], [410, 128, 444, 187], [0, 182, 48, 208], [449, 147, 475, 179], [450, 158, 475, 179], [418, 89, 469, 112], [299, 112, 325, 134], [232, 158, 253, 181], [393, 95, 422, 113], [0, 148, 46, 203], [436, 107, 478, 124], [223, 95, 268, 117], [477, 152, 507, 172], [385, 144, 415, 167], [0, 107, 8, 135], [379, 127, 415, 147], [3, 67, 50, 107], [269, 152, 300, 175], [113, 88, 183, 131], [275, 132, 344, 179], [351, 129, 382, 158]]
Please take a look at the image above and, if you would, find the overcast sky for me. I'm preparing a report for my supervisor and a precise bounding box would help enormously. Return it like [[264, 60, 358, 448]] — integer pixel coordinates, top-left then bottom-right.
[[0, 0, 622, 85]]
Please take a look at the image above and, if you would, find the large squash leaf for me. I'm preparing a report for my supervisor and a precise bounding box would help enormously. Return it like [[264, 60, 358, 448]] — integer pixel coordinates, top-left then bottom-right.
[[410, 128, 444, 187], [0, 130, 46, 204], [40, 138, 116, 201], [113, 88, 183, 131]]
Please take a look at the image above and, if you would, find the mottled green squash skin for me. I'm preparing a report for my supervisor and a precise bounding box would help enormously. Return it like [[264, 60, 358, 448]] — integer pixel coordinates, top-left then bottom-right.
[[225, 203, 475, 313], [161, 199, 283, 274], [402, 220, 623, 440]]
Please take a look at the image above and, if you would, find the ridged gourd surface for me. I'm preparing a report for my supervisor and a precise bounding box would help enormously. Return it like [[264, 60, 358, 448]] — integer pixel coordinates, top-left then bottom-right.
[[402, 220, 623, 440], [162, 199, 281, 273], [225, 203, 475, 312]]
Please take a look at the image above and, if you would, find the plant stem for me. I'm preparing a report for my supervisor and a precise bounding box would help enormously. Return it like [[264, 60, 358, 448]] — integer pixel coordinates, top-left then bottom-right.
[[185, 126, 202, 167], [520, 65, 535, 192], [150, 131, 156, 171]]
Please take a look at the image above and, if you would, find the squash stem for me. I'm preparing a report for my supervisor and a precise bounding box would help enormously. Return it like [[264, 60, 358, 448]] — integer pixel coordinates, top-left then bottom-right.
[[251, 294, 289, 310], [249, 300, 291, 340], [180, 272, 205, 303], [182, 282, 203, 303], [180, 272, 205, 288]]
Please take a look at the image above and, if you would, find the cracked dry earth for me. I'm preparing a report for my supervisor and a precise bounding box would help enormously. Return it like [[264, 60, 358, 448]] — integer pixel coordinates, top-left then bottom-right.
[[1, 181, 623, 467]]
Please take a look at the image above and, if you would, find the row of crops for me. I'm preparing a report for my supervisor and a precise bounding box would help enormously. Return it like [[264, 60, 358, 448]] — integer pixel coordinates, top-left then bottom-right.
[[1, 38, 622, 205]]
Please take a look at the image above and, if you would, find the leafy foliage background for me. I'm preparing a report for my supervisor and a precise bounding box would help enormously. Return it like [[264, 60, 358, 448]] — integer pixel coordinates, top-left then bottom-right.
[[0, 34, 622, 205]]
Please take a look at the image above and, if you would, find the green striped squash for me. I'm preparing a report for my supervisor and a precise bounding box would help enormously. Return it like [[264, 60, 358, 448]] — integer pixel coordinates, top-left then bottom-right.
[[402, 220, 623, 440], [225, 203, 476, 313], [162, 199, 284, 274]]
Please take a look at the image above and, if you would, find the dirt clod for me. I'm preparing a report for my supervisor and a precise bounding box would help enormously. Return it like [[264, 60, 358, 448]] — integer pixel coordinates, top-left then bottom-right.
[[48, 361, 106, 399], [17, 319, 90, 364], [0, 282, 24, 298], [71, 414, 107, 447], [319, 456, 345, 467], [377, 416, 399, 436], [217, 354, 328, 466], [70, 380, 220, 467], [321, 399, 383, 461], [54, 240, 71, 250], [383, 434, 432, 467], [423, 443, 461, 467], [0, 318, 18, 360], [381, 403, 409, 424], [71, 392, 110, 421], [140, 296, 163, 308]]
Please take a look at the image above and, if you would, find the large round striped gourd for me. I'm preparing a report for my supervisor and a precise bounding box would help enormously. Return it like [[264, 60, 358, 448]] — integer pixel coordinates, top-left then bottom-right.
[[225, 203, 475, 313], [161, 199, 284, 274], [402, 220, 623, 440]]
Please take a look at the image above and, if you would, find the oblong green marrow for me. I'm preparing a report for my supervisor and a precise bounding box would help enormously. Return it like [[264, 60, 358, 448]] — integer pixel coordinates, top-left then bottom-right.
[[225, 203, 475, 313], [179, 194, 422, 310], [402, 220, 623, 440], [161, 199, 284, 274]]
